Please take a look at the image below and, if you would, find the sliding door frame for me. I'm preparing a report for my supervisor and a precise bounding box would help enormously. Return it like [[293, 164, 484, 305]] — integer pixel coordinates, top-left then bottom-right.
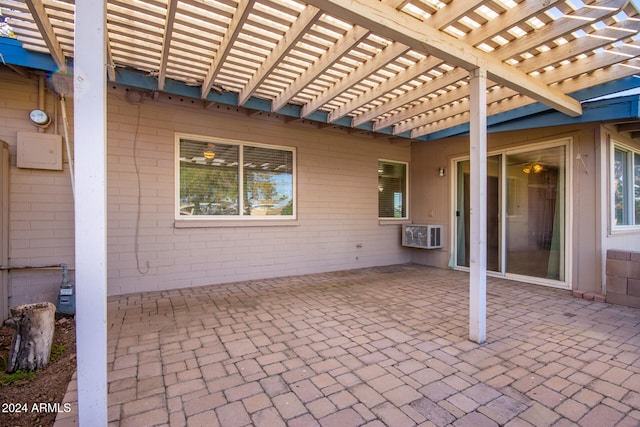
[[451, 137, 573, 289]]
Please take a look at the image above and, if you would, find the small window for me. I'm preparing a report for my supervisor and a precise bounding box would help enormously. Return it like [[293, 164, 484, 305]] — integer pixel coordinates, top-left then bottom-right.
[[378, 160, 408, 219], [612, 144, 640, 227], [177, 135, 295, 219]]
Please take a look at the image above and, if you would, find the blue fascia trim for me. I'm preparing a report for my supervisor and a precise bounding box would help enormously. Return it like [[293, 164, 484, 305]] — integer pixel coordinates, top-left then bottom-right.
[[425, 76, 640, 140], [0, 37, 58, 71], [114, 68, 361, 128], [485, 95, 640, 134]]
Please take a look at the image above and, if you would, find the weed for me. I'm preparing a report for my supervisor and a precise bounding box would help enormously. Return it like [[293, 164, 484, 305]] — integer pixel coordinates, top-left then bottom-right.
[[50, 344, 66, 362], [0, 369, 35, 385]]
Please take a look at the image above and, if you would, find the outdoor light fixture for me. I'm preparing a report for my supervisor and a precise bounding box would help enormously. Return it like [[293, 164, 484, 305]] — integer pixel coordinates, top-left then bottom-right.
[[523, 163, 543, 174], [203, 144, 215, 159], [439, 167, 446, 177]]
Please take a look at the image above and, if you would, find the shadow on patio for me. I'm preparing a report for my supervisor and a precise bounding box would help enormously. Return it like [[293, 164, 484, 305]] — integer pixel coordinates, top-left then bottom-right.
[[55, 264, 640, 426]]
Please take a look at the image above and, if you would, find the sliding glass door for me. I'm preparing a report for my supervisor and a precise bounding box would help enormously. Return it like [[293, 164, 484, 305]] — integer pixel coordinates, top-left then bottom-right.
[[454, 142, 567, 285], [456, 155, 501, 272], [505, 146, 565, 281]]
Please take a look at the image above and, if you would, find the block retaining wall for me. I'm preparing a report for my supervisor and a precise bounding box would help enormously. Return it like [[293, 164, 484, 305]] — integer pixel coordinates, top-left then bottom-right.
[[606, 249, 640, 308]]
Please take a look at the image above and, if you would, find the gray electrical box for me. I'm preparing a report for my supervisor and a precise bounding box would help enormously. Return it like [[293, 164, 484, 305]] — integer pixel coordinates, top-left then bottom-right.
[[17, 132, 63, 170]]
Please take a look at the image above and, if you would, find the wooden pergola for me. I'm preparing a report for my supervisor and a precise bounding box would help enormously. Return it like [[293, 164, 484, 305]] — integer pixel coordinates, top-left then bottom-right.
[[1, 0, 639, 423], [3, 0, 640, 137]]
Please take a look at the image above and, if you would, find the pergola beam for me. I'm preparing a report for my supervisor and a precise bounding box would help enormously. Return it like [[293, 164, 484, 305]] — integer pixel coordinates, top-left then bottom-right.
[[273, 0, 407, 116], [360, 64, 466, 129], [335, 52, 444, 125], [337, 0, 578, 127], [410, 59, 640, 137], [393, 31, 640, 136], [24, 0, 66, 70], [238, 5, 323, 106], [157, 0, 178, 91], [428, 0, 489, 30], [201, 0, 256, 99], [271, 24, 371, 113], [494, 0, 628, 62], [376, 2, 630, 134], [301, 41, 409, 118], [304, 0, 581, 117]]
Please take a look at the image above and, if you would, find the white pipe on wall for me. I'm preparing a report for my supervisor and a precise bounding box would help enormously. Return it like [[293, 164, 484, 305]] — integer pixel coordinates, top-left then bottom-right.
[[59, 95, 75, 198]]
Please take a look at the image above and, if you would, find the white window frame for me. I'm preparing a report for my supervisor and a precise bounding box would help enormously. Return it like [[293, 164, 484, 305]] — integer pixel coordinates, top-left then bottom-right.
[[611, 140, 640, 230], [378, 159, 409, 221], [175, 133, 296, 226]]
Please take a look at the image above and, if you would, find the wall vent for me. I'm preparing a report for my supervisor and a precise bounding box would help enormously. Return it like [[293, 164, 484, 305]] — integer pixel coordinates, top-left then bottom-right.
[[402, 224, 443, 249]]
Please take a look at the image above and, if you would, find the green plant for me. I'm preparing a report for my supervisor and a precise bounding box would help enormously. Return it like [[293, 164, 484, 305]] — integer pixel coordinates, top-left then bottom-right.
[[50, 344, 66, 362], [0, 369, 35, 385]]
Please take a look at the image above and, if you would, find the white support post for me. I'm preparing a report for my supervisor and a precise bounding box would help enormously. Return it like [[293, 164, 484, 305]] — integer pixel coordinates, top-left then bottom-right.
[[469, 68, 487, 344], [74, 0, 108, 424]]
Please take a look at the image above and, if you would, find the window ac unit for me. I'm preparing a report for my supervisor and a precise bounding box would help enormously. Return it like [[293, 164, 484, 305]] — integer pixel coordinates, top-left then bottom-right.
[[402, 224, 443, 249]]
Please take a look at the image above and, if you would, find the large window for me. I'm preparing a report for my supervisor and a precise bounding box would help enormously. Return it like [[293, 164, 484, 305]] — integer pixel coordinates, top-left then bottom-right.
[[378, 160, 407, 219], [177, 135, 295, 219], [613, 144, 640, 227]]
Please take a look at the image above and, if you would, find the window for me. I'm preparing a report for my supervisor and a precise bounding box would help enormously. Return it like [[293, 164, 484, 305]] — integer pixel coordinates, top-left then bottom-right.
[[378, 160, 407, 219], [177, 135, 295, 219], [613, 144, 640, 227]]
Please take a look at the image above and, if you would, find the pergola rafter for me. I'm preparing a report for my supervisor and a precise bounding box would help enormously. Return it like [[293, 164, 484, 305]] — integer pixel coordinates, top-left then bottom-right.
[[157, 0, 177, 91], [304, 0, 582, 117], [333, 0, 567, 126], [390, 19, 640, 135], [200, 0, 256, 99], [24, 0, 66, 70], [3, 0, 638, 139], [237, 4, 323, 106], [411, 60, 640, 138]]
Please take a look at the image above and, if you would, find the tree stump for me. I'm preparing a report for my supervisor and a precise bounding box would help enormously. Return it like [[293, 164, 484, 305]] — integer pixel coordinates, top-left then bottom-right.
[[6, 302, 56, 373]]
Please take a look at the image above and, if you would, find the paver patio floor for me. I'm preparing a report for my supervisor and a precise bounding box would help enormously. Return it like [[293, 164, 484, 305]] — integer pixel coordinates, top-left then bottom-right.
[[55, 264, 640, 426]]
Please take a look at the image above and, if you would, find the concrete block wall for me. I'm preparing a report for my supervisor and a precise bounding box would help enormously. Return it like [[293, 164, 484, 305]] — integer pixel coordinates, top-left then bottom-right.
[[606, 249, 640, 308], [104, 86, 411, 296], [0, 71, 75, 308], [1, 69, 412, 303]]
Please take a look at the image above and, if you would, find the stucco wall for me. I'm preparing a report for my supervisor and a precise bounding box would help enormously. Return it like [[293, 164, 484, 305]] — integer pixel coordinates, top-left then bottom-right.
[[410, 125, 604, 292], [1, 70, 412, 306]]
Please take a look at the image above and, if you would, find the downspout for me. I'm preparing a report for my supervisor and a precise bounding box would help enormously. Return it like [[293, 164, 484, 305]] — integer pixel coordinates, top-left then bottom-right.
[[37, 74, 45, 133]]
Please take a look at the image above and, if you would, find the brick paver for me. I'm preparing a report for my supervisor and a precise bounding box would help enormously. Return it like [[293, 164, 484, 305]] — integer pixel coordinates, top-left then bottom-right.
[[54, 264, 640, 426]]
